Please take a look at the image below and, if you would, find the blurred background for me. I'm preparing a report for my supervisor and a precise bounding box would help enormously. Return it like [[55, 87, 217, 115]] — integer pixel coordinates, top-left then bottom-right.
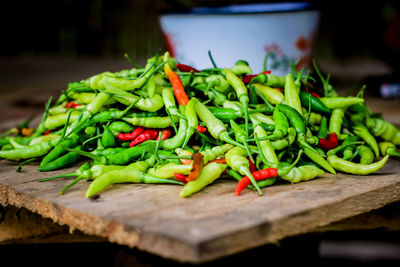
[[1, 0, 400, 266], [0, 0, 399, 68], [1, 0, 399, 64]]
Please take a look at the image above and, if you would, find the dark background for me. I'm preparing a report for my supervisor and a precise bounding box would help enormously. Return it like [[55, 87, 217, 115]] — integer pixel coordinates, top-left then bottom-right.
[[1, 0, 399, 68]]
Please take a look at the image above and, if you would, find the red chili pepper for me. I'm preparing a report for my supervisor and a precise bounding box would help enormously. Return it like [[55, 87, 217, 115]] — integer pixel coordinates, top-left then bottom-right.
[[156, 128, 172, 141], [128, 129, 159, 147], [186, 153, 204, 182], [43, 130, 52, 136], [235, 168, 278, 196], [174, 173, 188, 184], [164, 63, 189, 106], [318, 132, 338, 150], [196, 124, 207, 133], [305, 89, 321, 98], [66, 102, 82, 109], [242, 70, 271, 84], [117, 127, 145, 141], [176, 63, 200, 73], [248, 157, 256, 173]]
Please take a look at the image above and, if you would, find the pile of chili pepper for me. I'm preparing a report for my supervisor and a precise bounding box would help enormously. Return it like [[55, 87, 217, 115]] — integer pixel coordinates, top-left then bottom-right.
[[0, 51, 397, 197]]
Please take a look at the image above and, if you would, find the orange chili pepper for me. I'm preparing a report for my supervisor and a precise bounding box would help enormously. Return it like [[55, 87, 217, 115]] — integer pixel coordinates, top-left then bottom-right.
[[210, 158, 226, 164], [179, 150, 193, 165], [21, 128, 35, 137], [186, 153, 204, 182], [164, 63, 189, 106]]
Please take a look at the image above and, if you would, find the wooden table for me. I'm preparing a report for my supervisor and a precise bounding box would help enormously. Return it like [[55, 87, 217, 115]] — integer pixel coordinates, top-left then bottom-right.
[[1, 56, 400, 264]]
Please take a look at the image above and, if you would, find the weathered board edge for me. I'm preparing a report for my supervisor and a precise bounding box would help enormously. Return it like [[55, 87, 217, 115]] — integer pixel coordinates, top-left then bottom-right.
[[0, 184, 139, 246], [2, 178, 400, 263]]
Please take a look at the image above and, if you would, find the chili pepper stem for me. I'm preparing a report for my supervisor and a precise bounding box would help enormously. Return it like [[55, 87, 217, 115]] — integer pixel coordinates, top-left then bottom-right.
[[60, 175, 84, 195], [243, 169, 263, 196], [37, 172, 78, 182], [16, 157, 38, 172]]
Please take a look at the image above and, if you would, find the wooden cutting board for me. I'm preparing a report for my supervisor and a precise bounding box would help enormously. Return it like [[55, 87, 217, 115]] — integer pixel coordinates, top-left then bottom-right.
[[1, 57, 400, 263], [1, 158, 400, 263]]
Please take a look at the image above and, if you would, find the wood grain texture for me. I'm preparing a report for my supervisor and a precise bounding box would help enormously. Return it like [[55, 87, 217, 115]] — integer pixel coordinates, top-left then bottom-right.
[[1, 158, 400, 263], [0, 57, 400, 263]]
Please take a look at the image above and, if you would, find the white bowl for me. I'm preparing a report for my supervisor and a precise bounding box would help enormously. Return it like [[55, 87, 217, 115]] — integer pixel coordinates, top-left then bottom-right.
[[159, 2, 320, 76]]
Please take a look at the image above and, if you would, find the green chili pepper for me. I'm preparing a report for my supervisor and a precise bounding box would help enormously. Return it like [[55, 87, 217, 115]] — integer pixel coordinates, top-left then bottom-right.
[[160, 118, 188, 150], [65, 140, 155, 166], [299, 90, 331, 114], [379, 142, 400, 157], [40, 134, 80, 167], [327, 155, 389, 175], [277, 104, 306, 134], [352, 123, 379, 157], [193, 83, 228, 106], [223, 68, 250, 135], [230, 119, 254, 162], [326, 137, 362, 157], [226, 147, 262, 195], [302, 146, 336, 174], [281, 165, 325, 183], [249, 113, 275, 126], [207, 107, 243, 121], [162, 88, 186, 119], [102, 125, 116, 148], [265, 127, 296, 151], [105, 83, 164, 113], [249, 85, 259, 105], [365, 116, 400, 145], [205, 74, 230, 94], [319, 97, 364, 109], [229, 123, 274, 137], [123, 115, 178, 129], [9, 137, 26, 149], [317, 116, 328, 139], [44, 111, 81, 130], [195, 99, 249, 150], [37, 145, 82, 172], [180, 162, 227, 197], [230, 60, 252, 75], [86, 160, 184, 198], [329, 108, 345, 136], [254, 125, 279, 163], [357, 145, 374, 164], [146, 74, 156, 97], [284, 73, 303, 116], [148, 162, 193, 178], [108, 121, 134, 135], [0, 139, 59, 161], [84, 60, 157, 91], [77, 91, 112, 124], [199, 144, 233, 164], [252, 83, 284, 105], [264, 74, 285, 88], [182, 98, 198, 148], [263, 108, 289, 140]]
